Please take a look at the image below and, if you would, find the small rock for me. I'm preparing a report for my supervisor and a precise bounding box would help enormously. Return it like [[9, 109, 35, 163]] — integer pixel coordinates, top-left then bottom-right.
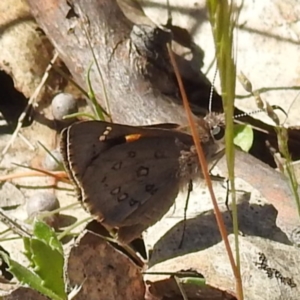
[[42, 148, 64, 171], [26, 192, 60, 229], [51, 93, 78, 121]]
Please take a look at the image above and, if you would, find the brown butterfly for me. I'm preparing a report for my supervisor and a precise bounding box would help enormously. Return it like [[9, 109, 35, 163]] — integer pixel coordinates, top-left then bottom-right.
[[60, 113, 225, 244]]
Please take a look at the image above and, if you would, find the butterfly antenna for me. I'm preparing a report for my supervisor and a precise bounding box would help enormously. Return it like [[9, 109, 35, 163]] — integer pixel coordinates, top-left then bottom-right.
[[208, 66, 218, 113], [233, 108, 265, 120]]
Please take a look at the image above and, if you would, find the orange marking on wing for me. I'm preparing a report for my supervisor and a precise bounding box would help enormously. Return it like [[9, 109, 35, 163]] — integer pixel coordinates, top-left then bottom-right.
[[125, 134, 142, 142]]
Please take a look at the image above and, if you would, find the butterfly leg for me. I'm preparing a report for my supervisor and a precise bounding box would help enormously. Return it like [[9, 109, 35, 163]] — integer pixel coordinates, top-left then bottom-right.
[[179, 180, 193, 249]]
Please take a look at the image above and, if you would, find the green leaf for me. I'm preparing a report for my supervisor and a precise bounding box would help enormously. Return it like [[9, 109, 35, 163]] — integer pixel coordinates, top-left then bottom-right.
[[30, 239, 65, 297], [86, 61, 107, 121], [21, 221, 66, 299], [63, 111, 96, 120], [33, 221, 63, 254], [179, 276, 206, 287], [23, 237, 34, 266], [0, 251, 64, 300], [233, 124, 254, 152]]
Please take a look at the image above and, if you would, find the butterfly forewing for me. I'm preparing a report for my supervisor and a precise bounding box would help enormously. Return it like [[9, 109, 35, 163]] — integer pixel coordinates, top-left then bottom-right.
[[60, 121, 197, 231]]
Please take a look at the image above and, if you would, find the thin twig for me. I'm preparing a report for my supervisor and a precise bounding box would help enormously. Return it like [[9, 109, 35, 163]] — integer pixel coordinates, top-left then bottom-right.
[[18, 133, 35, 150], [0, 209, 32, 237], [0, 170, 68, 182], [167, 43, 240, 296]]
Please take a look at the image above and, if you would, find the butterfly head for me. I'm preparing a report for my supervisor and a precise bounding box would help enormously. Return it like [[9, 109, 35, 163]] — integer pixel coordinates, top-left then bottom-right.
[[197, 112, 226, 164]]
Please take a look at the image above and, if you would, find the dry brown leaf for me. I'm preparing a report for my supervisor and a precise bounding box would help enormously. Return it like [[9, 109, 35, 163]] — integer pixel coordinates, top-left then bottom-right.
[[65, 230, 145, 300]]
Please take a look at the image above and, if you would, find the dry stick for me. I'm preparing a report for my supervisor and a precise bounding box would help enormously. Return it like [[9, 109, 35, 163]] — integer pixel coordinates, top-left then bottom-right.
[[167, 44, 239, 289], [0, 170, 69, 183], [0, 209, 32, 238], [18, 132, 35, 150], [0, 51, 59, 159]]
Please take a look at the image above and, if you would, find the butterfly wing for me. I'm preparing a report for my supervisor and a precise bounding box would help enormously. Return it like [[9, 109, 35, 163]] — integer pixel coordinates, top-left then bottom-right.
[[81, 135, 183, 227], [61, 121, 147, 184], [61, 121, 194, 227]]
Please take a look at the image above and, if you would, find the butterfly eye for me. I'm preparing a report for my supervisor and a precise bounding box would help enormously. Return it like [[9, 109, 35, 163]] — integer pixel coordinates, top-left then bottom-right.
[[211, 125, 225, 141]]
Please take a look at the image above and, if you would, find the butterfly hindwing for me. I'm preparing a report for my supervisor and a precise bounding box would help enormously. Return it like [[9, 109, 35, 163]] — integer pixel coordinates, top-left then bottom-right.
[[61, 120, 196, 239], [80, 135, 184, 227]]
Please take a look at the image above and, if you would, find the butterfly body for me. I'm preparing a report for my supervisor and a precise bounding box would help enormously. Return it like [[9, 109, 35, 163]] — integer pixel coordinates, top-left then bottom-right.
[[60, 115, 224, 243]]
